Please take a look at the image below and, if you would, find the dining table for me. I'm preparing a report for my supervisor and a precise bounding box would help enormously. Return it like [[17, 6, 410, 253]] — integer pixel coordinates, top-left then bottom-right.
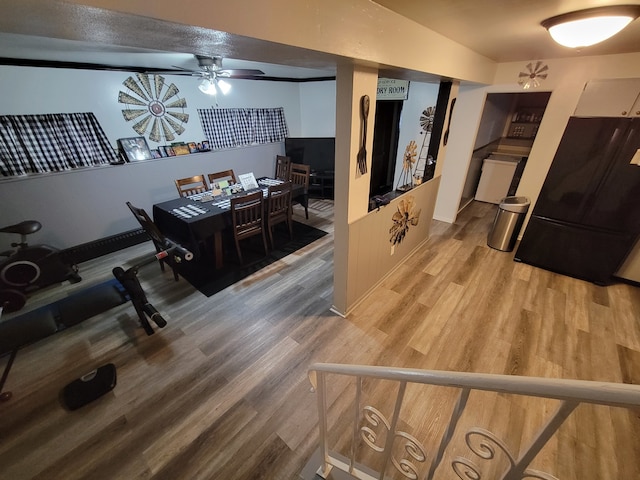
[[152, 178, 302, 269]]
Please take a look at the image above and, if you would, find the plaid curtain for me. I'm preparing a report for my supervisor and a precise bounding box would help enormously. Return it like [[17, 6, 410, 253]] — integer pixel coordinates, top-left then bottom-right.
[[0, 112, 117, 176], [198, 107, 289, 150]]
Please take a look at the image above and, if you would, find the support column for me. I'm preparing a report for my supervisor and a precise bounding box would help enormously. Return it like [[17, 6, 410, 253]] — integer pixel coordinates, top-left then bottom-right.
[[332, 63, 378, 316]]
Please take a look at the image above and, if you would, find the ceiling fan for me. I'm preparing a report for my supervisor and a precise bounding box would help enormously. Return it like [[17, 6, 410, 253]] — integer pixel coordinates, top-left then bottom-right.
[[157, 55, 265, 95]]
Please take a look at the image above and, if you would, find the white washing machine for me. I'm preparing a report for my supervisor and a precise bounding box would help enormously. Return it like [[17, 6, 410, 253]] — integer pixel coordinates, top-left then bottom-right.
[[474, 158, 519, 204]]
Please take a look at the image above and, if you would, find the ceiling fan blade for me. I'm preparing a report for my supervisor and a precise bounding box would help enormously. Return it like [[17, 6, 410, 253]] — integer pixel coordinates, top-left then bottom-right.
[[151, 70, 199, 76], [220, 68, 265, 76]]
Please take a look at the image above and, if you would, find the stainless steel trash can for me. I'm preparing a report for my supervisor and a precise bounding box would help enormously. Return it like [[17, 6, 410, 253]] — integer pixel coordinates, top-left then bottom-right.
[[487, 196, 530, 252]]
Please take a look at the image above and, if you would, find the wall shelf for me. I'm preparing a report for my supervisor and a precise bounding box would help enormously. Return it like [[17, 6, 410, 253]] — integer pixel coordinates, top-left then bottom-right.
[[507, 107, 544, 139]]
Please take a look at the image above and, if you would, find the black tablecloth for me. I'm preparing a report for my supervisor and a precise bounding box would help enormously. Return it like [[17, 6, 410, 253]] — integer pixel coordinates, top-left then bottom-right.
[[153, 180, 303, 267], [153, 196, 228, 260]]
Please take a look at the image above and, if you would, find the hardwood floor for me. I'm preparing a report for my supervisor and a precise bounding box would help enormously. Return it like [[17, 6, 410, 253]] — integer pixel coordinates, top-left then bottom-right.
[[1, 199, 639, 479]]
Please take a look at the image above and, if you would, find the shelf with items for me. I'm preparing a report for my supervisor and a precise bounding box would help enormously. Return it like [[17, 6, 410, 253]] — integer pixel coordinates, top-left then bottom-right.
[[507, 107, 544, 139]]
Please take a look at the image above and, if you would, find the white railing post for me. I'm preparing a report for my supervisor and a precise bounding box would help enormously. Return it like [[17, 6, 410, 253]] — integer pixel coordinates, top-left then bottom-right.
[[315, 370, 332, 479], [378, 381, 407, 480], [349, 376, 363, 474], [425, 387, 470, 480], [500, 399, 579, 480]]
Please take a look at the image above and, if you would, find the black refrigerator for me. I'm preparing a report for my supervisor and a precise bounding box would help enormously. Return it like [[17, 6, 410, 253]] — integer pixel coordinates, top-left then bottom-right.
[[514, 116, 640, 285]]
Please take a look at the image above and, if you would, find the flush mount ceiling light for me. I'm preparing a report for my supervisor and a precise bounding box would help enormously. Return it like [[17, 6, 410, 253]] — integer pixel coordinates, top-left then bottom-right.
[[541, 5, 640, 48]]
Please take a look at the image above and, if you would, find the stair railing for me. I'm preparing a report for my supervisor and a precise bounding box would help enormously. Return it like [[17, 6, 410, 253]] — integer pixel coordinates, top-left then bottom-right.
[[307, 363, 640, 480]]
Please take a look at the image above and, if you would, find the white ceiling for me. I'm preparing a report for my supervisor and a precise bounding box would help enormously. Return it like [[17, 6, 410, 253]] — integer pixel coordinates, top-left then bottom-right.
[[0, 1, 639, 79], [374, 0, 640, 63]]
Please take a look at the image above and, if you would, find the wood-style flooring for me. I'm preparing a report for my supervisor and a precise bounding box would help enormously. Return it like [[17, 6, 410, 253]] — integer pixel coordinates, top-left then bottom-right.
[[1, 199, 639, 479]]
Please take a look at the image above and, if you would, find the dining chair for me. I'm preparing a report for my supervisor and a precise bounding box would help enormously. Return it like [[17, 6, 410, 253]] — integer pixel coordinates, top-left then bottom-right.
[[230, 191, 268, 265], [126, 201, 180, 281], [275, 155, 292, 181], [266, 181, 293, 247], [289, 162, 311, 219], [174, 175, 208, 197], [207, 169, 237, 187]]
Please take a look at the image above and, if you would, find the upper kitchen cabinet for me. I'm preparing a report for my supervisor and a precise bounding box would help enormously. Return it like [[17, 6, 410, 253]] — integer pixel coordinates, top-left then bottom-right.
[[574, 78, 640, 117]]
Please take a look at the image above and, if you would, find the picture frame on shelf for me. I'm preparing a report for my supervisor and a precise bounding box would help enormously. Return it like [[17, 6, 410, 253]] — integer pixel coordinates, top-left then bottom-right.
[[158, 146, 168, 157], [200, 140, 211, 151], [165, 146, 176, 157], [188, 142, 198, 154], [173, 144, 190, 156], [150, 149, 161, 159], [117, 136, 153, 162]]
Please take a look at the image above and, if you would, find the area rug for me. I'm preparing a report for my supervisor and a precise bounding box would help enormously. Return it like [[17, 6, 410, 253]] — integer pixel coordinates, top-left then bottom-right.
[[176, 221, 328, 297]]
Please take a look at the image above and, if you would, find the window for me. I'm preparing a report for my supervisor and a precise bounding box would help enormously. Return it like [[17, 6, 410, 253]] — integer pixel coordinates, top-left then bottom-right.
[[198, 107, 289, 150], [0, 112, 116, 176]]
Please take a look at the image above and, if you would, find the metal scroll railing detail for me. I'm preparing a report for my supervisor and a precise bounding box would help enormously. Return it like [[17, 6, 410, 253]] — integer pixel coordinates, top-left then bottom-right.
[[451, 428, 558, 480], [361, 405, 391, 452], [307, 364, 640, 480], [359, 403, 429, 479], [390, 431, 428, 480]]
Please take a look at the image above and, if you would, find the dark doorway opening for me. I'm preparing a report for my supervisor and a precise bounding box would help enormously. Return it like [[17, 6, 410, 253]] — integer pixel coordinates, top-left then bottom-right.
[[369, 100, 403, 197]]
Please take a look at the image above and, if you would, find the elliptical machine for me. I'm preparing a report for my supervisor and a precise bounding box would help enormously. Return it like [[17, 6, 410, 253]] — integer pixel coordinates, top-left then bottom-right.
[[0, 220, 81, 313]]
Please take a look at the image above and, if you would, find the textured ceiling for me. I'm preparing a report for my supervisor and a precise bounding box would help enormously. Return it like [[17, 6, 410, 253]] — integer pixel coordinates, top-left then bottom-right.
[[0, 0, 639, 78]]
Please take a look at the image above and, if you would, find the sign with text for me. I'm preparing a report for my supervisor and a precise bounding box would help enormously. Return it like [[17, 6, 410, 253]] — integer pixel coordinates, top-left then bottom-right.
[[377, 78, 410, 100]]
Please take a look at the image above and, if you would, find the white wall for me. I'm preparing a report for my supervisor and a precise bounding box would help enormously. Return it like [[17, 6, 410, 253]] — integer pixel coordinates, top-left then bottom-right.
[[299, 81, 337, 137], [0, 65, 337, 250], [0, 66, 305, 147], [0, 145, 281, 249], [474, 93, 512, 148]]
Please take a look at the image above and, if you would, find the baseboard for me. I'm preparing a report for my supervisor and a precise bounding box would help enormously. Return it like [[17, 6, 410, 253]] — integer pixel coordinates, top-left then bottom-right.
[[61, 229, 148, 264]]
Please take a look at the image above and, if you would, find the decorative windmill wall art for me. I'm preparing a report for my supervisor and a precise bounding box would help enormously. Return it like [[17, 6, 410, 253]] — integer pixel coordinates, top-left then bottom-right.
[[389, 196, 421, 246], [415, 105, 436, 184], [118, 73, 189, 143], [396, 140, 417, 192], [517, 61, 549, 90]]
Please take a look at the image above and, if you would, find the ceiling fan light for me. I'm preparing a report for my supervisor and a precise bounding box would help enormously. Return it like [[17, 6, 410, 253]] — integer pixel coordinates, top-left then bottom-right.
[[216, 78, 231, 95], [542, 6, 640, 48], [198, 78, 217, 95]]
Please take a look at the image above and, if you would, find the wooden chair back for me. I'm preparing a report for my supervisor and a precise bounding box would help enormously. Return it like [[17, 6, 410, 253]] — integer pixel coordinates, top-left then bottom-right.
[[126, 201, 179, 280], [230, 191, 268, 264], [289, 163, 310, 190], [207, 169, 237, 187], [289, 163, 311, 219], [175, 175, 208, 197], [267, 181, 293, 246], [275, 155, 292, 181]]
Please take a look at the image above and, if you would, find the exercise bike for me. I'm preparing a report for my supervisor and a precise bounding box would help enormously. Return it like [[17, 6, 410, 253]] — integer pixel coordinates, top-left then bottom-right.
[[0, 241, 192, 404], [0, 220, 81, 313]]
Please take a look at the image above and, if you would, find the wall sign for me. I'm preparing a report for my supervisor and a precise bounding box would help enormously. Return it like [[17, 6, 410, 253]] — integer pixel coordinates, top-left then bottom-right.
[[377, 78, 410, 100]]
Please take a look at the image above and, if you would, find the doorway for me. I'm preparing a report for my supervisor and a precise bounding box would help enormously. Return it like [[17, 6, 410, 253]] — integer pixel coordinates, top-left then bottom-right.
[[369, 100, 403, 197], [459, 91, 552, 212]]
